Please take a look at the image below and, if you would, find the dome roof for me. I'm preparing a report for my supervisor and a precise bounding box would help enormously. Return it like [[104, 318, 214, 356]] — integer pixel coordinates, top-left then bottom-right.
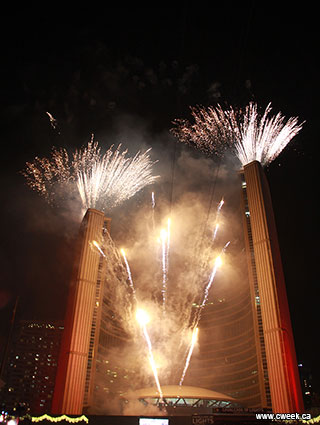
[[125, 385, 236, 401]]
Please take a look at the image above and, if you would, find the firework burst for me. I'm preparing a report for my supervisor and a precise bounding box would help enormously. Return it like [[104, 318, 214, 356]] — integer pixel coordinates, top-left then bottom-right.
[[97, 201, 228, 391], [171, 102, 304, 166], [22, 137, 158, 212]]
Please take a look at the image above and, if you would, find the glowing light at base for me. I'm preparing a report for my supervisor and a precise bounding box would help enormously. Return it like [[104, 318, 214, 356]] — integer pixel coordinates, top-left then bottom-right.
[[136, 309, 163, 400], [171, 102, 304, 167], [136, 308, 150, 326], [179, 327, 199, 386], [30, 415, 88, 424], [22, 137, 158, 212]]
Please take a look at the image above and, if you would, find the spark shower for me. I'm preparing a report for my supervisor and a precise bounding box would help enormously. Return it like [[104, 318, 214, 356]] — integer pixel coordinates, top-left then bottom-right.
[[21, 100, 304, 407], [171, 102, 304, 166], [22, 137, 158, 212], [22, 135, 228, 399], [92, 197, 228, 398]]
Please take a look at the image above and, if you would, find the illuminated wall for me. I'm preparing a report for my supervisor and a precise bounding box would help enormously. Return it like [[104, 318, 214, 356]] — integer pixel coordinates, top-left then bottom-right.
[[52, 209, 106, 415], [83, 220, 133, 414], [185, 278, 262, 408], [241, 160, 304, 413]]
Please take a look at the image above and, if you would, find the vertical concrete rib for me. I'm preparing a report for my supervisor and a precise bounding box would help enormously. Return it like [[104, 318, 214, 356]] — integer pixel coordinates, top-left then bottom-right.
[[52, 209, 105, 414], [243, 161, 303, 413]]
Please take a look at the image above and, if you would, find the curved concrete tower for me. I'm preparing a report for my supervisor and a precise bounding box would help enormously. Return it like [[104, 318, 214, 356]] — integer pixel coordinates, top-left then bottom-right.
[[52, 208, 105, 414], [240, 161, 303, 413]]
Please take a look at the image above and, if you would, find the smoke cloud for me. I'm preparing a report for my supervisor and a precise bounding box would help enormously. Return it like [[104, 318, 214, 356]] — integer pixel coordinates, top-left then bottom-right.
[[85, 120, 250, 413]]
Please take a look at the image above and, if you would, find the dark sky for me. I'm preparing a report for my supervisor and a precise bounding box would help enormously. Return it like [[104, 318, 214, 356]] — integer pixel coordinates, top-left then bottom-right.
[[1, 4, 318, 392]]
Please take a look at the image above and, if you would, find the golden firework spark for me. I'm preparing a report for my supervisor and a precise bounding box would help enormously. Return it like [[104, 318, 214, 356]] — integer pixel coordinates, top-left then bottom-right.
[[171, 102, 304, 166], [22, 137, 158, 212]]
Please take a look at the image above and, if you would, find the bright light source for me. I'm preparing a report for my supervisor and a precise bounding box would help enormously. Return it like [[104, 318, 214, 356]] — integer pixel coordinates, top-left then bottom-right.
[[136, 309, 150, 326], [215, 255, 222, 268]]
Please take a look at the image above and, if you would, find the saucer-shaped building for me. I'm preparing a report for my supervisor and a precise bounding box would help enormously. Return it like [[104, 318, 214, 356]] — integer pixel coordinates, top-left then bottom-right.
[[123, 385, 240, 415]]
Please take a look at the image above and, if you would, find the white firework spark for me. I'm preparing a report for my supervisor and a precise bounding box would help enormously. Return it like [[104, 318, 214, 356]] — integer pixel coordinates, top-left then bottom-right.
[[22, 137, 159, 212], [46, 111, 58, 130], [179, 327, 199, 386], [171, 102, 304, 166], [121, 248, 137, 301]]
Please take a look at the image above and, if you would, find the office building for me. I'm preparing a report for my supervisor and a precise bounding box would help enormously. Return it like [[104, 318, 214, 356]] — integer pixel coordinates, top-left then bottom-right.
[[1, 320, 63, 414]]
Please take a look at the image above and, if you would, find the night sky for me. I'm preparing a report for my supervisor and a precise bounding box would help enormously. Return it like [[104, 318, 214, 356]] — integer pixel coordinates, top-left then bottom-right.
[[1, 4, 318, 394]]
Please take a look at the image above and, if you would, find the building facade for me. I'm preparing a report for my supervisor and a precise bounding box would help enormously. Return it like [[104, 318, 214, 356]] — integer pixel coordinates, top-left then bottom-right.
[[52, 208, 131, 415], [240, 160, 303, 413], [1, 320, 64, 414], [52, 161, 303, 415], [185, 280, 263, 408], [52, 209, 106, 414]]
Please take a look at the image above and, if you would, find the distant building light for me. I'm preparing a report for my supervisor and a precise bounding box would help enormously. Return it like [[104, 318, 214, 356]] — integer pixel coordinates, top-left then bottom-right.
[[298, 363, 303, 367]]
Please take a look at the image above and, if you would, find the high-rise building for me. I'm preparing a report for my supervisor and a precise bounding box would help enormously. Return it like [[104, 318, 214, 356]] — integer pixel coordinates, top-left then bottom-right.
[[52, 208, 107, 415], [52, 207, 131, 415], [0, 320, 64, 414], [240, 160, 304, 413], [52, 161, 303, 415]]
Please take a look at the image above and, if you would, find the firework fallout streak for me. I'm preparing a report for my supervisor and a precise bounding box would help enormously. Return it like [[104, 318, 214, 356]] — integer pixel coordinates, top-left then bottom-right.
[[179, 327, 199, 386], [160, 218, 171, 314], [212, 198, 224, 242], [160, 228, 168, 313], [136, 309, 163, 400], [151, 192, 156, 231], [121, 249, 137, 301], [193, 241, 230, 329], [151, 191, 156, 209], [92, 240, 106, 257]]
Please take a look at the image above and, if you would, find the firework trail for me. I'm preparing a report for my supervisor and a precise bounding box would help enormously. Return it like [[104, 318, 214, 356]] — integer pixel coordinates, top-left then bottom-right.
[[151, 192, 156, 231], [179, 327, 199, 386], [92, 240, 106, 257], [22, 137, 158, 212], [160, 218, 171, 314], [151, 191, 156, 209], [46, 111, 58, 131], [193, 241, 230, 330], [171, 102, 304, 166], [200, 256, 222, 309], [212, 198, 224, 242], [136, 309, 163, 400], [160, 228, 168, 314], [121, 249, 137, 301]]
